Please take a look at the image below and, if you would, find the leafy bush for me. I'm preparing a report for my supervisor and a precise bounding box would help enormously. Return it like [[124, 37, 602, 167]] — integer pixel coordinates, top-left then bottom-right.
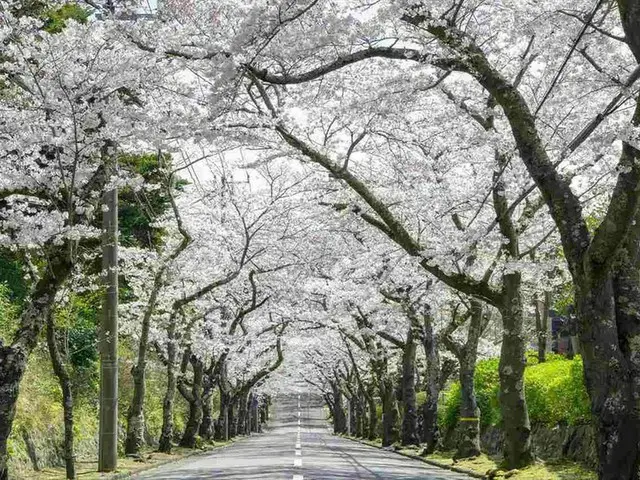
[[439, 355, 590, 431]]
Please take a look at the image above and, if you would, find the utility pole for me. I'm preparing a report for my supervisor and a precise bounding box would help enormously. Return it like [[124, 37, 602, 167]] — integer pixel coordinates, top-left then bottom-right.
[[99, 145, 119, 472]]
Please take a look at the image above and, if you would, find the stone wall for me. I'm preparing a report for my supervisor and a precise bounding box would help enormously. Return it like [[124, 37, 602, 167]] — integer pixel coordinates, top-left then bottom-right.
[[443, 422, 597, 468]]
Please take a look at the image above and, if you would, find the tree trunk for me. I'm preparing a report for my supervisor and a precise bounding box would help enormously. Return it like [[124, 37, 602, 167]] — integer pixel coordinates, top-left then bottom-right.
[[366, 385, 377, 441], [330, 382, 347, 434], [250, 394, 259, 433], [498, 272, 533, 468], [348, 396, 357, 435], [158, 315, 178, 453], [199, 384, 214, 440], [0, 254, 70, 480], [228, 399, 237, 438], [401, 326, 419, 446], [574, 250, 640, 480], [535, 292, 551, 363], [179, 356, 204, 448], [214, 389, 230, 442], [236, 393, 249, 436], [456, 357, 481, 459], [125, 277, 164, 455], [421, 317, 440, 452], [46, 314, 75, 479], [380, 376, 399, 447]]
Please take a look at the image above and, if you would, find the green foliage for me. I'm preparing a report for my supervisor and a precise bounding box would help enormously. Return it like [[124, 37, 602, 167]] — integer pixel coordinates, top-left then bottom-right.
[[9, 1, 88, 32], [0, 253, 28, 304], [118, 153, 188, 250], [524, 356, 590, 426], [43, 3, 89, 33], [439, 355, 590, 431], [553, 282, 574, 317], [0, 283, 20, 341], [54, 291, 101, 397]]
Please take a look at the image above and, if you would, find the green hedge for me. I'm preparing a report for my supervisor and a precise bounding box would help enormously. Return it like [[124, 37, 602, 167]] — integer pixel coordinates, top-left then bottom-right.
[[439, 354, 590, 431]]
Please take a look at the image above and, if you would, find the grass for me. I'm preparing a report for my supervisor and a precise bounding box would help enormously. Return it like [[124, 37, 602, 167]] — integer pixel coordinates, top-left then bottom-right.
[[23, 442, 233, 480], [401, 449, 597, 480], [339, 435, 596, 480]]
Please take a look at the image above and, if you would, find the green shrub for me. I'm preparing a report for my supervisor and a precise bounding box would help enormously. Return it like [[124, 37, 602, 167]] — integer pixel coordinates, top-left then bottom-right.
[[439, 355, 590, 431]]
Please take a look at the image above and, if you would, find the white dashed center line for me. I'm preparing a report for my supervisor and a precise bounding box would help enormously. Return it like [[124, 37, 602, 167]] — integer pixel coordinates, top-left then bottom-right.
[[293, 405, 303, 478]]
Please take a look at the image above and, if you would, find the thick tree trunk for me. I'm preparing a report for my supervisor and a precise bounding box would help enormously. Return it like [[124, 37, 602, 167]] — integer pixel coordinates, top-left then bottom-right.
[[0, 254, 70, 480], [366, 386, 377, 441], [250, 394, 259, 433], [214, 389, 230, 442], [421, 318, 440, 452], [179, 356, 204, 448], [158, 316, 178, 453], [498, 272, 533, 468], [228, 399, 237, 438], [236, 393, 249, 436], [354, 391, 365, 438], [348, 396, 357, 435], [456, 358, 481, 459], [331, 382, 347, 435], [576, 268, 640, 480], [46, 315, 75, 479], [380, 376, 399, 447], [199, 384, 214, 440], [401, 327, 419, 446], [125, 290, 158, 455]]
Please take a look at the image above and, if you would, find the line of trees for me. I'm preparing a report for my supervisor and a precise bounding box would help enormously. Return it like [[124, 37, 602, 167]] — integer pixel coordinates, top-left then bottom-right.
[[1, 2, 640, 480]]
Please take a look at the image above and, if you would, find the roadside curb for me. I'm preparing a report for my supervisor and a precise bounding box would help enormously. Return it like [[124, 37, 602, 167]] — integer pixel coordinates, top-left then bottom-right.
[[340, 435, 487, 479], [109, 436, 247, 479]]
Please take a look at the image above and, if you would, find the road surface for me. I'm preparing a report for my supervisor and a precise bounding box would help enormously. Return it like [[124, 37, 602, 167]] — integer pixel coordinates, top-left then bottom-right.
[[134, 394, 471, 480]]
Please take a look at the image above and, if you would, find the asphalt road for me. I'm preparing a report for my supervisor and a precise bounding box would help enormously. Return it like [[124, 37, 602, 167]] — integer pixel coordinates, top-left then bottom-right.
[[134, 394, 471, 480]]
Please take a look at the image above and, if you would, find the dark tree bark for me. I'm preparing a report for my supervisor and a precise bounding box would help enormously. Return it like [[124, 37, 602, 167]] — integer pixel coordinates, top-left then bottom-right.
[[442, 299, 490, 460], [214, 389, 230, 442], [249, 394, 259, 433], [228, 398, 238, 438], [46, 313, 75, 479], [400, 326, 419, 446], [199, 382, 214, 440], [490, 152, 534, 468], [420, 316, 441, 452], [534, 292, 551, 363], [158, 313, 178, 453], [236, 393, 249, 436], [0, 252, 71, 480], [125, 270, 166, 455], [366, 384, 377, 441], [179, 355, 204, 448], [380, 375, 399, 447], [330, 380, 347, 434]]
